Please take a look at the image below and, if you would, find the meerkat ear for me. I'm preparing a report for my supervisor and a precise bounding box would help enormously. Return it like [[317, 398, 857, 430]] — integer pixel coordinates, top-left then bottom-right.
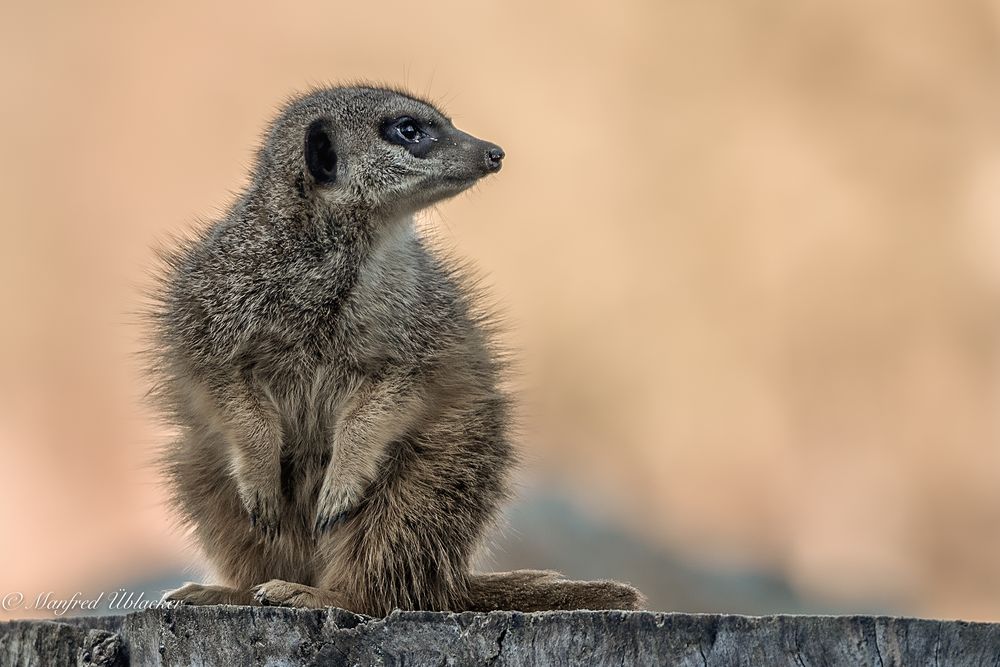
[[305, 119, 338, 185]]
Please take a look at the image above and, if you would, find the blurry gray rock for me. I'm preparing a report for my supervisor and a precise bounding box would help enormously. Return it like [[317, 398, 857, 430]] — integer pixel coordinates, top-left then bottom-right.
[[2, 605, 999, 666]]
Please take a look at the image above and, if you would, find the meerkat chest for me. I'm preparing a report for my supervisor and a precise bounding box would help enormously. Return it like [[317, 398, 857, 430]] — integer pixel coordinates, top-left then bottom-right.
[[252, 358, 362, 450]]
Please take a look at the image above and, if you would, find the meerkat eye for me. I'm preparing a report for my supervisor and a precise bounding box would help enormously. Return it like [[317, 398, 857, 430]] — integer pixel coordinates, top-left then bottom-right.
[[397, 120, 422, 143], [383, 117, 426, 145], [381, 116, 442, 158]]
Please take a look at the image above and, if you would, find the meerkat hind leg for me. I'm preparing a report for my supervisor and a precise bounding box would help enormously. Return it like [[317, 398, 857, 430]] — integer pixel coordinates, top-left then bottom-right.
[[252, 579, 346, 609], [162, 582, 257, 606]]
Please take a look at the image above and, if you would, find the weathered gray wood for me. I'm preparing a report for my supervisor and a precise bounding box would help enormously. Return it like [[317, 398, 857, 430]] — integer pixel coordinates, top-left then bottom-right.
[[2, 605, 998, 666]]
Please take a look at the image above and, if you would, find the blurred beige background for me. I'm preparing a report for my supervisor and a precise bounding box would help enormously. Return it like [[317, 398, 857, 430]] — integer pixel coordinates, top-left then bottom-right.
[[3, 0, 1000, 621]]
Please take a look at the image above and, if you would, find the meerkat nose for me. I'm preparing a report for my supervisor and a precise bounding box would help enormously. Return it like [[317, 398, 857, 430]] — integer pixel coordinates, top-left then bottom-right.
[[485, 146, 505, 172]]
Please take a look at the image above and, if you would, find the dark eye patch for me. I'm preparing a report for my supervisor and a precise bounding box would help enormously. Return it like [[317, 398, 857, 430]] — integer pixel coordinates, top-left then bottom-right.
[[381, 116, 439, 158]]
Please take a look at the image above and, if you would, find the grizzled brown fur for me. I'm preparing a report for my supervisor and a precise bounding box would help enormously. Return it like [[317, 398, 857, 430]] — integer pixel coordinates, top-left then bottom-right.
[[148, 85, 644, 615]]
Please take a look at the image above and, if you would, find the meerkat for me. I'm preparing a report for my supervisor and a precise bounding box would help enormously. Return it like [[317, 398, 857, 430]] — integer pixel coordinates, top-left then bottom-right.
[[149, 85, 644, 615]]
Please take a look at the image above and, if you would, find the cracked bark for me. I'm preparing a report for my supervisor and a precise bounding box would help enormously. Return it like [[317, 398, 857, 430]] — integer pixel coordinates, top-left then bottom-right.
[[2, 606, 1000, 666]]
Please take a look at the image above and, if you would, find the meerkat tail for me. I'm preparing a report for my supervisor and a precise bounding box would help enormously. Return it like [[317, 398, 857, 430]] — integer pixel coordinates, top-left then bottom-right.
[[464, 570, 646, 612]]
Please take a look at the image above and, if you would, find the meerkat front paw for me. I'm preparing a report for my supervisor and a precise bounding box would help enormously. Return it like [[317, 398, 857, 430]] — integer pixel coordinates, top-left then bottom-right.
[[313, 478, 363, 536], [237, 480, 282, 539]]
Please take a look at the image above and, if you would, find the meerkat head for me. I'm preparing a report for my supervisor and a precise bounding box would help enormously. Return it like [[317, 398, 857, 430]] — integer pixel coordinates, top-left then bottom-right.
[[255, 85, 504, 222]]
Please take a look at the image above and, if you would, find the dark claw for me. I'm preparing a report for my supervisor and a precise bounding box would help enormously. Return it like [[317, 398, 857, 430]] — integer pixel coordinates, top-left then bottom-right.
[[246, 493, 281, 539], [249, 511, 275, 536]]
